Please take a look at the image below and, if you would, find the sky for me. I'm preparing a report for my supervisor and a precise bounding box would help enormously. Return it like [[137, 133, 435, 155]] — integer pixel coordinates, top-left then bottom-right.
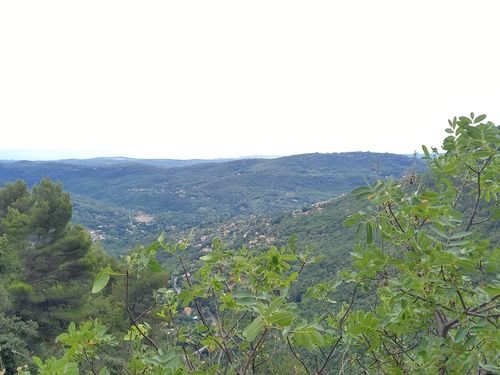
[[1, 1, 499, 160]]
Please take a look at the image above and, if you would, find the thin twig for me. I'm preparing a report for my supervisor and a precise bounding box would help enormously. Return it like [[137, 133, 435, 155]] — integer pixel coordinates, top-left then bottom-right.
[[316, 286, 357, 374], [133, 302, 157, 323], [465, 154, 494, 231], [340, 286, 358, 325], [471, 213, 494, 225], [417, 217, 429, 230], [287, 336, 311, 375], [381, 340, 403, 368], [242, 328, 269, 375], [386, 203, 405, 233], [210, 289, 235, 369], [338, 346, 351, 374], [470, 294, 500, 313], [167, 308, 196, 371], [125, 270, 159, 350], [83, 348, 98, 375], [217, 264, 233, 293], [228, 311, 248, 335], [478, 303, 500, 314], [383, 330, 418, 361], [176, 255, 236, 367], [355, 356, 370, 374], [452, 177, 470, 208], [398, 288, 457, 314], [457, 290, 467, 310], [466, 170, 482, 231]]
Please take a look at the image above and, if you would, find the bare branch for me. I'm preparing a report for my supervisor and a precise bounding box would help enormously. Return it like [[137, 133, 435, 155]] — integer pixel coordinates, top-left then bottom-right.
[[386, 203, 405, 233], [470, 294, 500, 313], [133, 302, 157, 323], [457, 290, 467, 310]]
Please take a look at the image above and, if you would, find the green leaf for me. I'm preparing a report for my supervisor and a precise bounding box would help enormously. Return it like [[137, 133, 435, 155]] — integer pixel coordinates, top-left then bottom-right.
[[448, 231, 472, 240], [433, 157, 442, 169], [474, 114, 486, 123], [272, 255, 279, 266], [32, 356, 43, 368], [147, 259, 163, 272], [344, 214, 362, 226], [459, 116, 471, 125], [480, 363, 500, 372], [146, 241, 161, 253], [233, 289, 258, 306], [429, 226, 449, 239], [269, 311, 294, 327], [266, 297, 285, 317], [422, 145, 430, 158], [199, 254, 214, 262], [352, 186, 372, 199], [294, 331, 315, 351], [243, 316, 264, 342], [466, 126, 482, 140], [454, 327, 468, 343], [92, 270, 111, 293], [310, 329, 325, 346], [366, 222, 373, 244], [157, 231, 166, 244], [293, 327, 324, 351]]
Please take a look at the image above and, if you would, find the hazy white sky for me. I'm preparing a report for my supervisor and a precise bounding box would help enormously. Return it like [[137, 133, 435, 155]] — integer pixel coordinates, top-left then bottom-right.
[[1, 1, 499, 159]]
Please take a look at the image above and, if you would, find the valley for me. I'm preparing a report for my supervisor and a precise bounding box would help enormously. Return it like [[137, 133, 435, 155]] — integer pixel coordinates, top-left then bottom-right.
[[0, 151, 420, 254]]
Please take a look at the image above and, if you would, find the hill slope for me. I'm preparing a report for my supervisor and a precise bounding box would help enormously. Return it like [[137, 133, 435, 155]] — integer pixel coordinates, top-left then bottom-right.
[[0, 152, 421, 254]]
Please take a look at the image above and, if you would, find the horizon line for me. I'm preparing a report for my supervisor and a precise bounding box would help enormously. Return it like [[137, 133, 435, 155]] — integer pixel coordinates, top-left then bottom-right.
[[0, 150, 420, 162]]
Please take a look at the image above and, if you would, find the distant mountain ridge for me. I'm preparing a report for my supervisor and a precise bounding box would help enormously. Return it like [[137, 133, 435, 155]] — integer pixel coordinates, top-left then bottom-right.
[[0, 152, 423, 254], [56, 157, 238, 168], [0, 155, 279, 167]]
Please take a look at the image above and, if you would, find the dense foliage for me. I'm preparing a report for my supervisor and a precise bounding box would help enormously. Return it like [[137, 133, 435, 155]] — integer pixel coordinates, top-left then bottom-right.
[[0, 114, 498, 374], [342, 114, 499, 373], [0, 179, 118, 373]]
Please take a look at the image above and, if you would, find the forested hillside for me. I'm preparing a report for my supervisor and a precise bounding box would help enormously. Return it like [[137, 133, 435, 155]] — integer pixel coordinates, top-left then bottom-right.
[[0, 152, 420, 254]]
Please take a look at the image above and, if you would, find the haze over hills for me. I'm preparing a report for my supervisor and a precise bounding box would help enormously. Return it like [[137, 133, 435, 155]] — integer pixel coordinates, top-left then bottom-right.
[[0, 151, 422, 253], [57, 157, 238, 168], [0, 151, 278, 164]]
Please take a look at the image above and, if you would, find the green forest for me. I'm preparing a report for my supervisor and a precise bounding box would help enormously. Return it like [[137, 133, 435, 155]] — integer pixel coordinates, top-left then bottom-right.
[[0, 115, 498, 374], [0, 152, 421, 255]]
